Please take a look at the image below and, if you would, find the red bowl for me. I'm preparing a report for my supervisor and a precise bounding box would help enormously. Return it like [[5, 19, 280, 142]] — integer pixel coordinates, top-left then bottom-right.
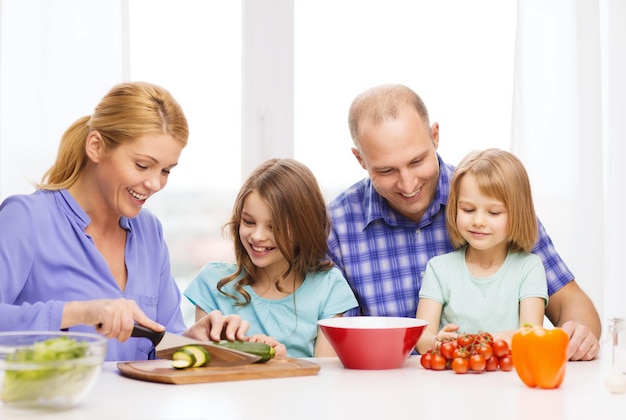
[[318, 316, 428, 370]]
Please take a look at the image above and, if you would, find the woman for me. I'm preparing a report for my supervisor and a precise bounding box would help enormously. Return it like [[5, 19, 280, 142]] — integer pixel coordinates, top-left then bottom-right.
[[0, 81, 246, 361]]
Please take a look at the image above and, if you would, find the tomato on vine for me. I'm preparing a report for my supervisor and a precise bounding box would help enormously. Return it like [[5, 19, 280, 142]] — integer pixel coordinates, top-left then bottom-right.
[[439, 341, 457, 360], [492, 340, 510, 358], [475, 331, 493, 344], [476, 342, 493, 360], [430, 354, 447, 371], [485, 356, 499, 371], [452, 347, 469, 360], [452, 357, 469, 374], [499, 355, 514, 371], [457, 333, 475, 348], [420, 351, 432, 369], [469, 354, 486, 372], [419, 330, 513, 374]]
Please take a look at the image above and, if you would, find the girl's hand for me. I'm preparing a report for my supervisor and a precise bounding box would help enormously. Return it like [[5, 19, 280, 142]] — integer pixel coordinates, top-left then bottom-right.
[[246, 334, 288, 358], [185, 310, 250, 342], [435, 323, 460, 344]]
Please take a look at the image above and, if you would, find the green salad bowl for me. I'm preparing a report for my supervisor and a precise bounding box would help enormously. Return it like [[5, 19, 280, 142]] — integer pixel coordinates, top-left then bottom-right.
[[0, 331, 106, 409]]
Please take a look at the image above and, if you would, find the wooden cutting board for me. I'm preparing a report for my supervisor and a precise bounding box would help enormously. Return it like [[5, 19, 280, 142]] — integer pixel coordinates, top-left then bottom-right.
[[117, 357, 320, 384]]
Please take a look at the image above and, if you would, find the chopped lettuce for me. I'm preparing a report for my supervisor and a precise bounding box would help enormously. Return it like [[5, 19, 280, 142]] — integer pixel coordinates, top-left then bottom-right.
[[1, 336, 100, 406]]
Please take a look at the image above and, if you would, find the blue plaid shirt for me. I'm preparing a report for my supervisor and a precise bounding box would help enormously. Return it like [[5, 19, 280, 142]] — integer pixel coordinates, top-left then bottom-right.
[[327, 154, 574, 318]]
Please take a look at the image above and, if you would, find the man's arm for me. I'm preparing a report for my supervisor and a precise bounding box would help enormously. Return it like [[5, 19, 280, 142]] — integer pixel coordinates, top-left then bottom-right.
[[545, 280, 602, 361]]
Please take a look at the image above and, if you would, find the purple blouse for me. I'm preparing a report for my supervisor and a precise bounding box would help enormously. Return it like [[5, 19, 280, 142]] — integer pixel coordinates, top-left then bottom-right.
[[0, 190, 186, 361]]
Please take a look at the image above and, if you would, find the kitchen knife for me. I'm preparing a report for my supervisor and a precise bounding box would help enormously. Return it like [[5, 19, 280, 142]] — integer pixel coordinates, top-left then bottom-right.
[[131, 324, 261, 367]]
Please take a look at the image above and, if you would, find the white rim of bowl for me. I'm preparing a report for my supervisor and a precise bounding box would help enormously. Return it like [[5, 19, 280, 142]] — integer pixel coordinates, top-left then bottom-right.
[[317, 316, 428, 329]]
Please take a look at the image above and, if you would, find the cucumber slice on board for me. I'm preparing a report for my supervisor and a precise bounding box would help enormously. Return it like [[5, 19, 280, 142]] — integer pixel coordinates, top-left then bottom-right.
[[171, 349, 196, 369], [180, 345, 210, 367]]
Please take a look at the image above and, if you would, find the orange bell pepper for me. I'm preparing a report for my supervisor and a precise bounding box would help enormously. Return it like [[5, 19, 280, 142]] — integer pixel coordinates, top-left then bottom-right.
[[511, 325, 569, 389]]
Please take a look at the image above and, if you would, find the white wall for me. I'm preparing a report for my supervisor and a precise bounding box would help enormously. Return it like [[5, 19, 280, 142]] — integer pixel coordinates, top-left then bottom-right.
[[3, 1, 615, 329], [0, 0, 126, 197]]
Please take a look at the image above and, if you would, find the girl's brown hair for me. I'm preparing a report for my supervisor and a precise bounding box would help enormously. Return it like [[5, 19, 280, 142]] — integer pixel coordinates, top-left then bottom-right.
[[38, 81, 188, 190], [218, 158, 333, 305], [446, 148, 538, 253]]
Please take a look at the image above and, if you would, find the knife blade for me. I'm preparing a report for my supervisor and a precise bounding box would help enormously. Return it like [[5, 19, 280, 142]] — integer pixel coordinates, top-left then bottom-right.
[[131, 325, 261, 367]]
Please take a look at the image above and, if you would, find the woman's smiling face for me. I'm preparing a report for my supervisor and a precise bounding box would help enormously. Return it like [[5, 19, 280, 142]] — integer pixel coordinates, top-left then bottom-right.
[[93, 132, 183, 218]]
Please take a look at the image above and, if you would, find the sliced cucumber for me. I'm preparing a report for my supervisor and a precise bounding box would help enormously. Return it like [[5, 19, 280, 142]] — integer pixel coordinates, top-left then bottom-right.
[[170, 345, 212, 369], [171, 348, 197, 369], [171, 358, 193, 369], [180, 345, 211, 367]]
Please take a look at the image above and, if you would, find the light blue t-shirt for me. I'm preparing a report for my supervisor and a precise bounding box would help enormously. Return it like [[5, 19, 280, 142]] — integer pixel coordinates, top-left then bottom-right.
[[418, 247, 548, 333], [185, 262, 358, 357], [0, 190, 187, 361]]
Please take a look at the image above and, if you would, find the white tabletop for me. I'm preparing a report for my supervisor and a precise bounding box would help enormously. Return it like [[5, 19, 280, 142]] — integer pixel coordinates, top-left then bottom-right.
[[1, 353, 623, 420]]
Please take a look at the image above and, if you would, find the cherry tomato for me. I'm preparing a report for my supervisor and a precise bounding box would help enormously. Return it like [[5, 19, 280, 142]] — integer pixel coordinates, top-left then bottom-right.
[[492, 340, 510, 358], [452, 347, 469, 360], [430, 354, 447, 371], [457, 333, 475, 348], [485, 356, 499, 371], [469, 354, 486, 372], [420, 352, 432, 369], [440, 341, 456, 360], [476, 343, 493, 360], [498, 355, 514, 371], [475, 331, 493, 344], [423, 331, 515, 374], [452, 357, 469, 374]]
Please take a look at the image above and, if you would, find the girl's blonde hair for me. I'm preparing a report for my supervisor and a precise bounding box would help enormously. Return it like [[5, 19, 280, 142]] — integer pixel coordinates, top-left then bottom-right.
[[218, 158, 333, 305], [446, 148, 538, 253], [38, 81, 188, 190]]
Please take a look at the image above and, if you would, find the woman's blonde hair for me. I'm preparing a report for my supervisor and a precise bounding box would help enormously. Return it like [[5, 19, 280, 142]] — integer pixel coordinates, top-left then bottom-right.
[[38, 81, 188, 190], [218, 158, 333, 305], [446, 148, 538, 253]]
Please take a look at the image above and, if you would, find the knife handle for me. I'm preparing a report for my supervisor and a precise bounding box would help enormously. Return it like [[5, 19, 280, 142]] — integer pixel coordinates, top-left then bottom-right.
[[131, 324, 166, 347]]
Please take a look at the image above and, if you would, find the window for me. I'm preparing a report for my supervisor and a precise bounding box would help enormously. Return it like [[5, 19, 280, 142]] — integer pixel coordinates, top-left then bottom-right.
[[0, 1, 515, 325], [130, 0, 516, 324], [294, 0, 517, 199], [129, 0, 242, 323]]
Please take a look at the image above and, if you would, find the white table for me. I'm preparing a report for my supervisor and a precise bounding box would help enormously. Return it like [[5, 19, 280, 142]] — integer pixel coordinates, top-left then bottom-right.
[[1, 354, 623, 419]]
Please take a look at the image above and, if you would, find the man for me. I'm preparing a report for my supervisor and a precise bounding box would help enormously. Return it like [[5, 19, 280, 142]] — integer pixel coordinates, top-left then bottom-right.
[[327, 84, 601, 360]]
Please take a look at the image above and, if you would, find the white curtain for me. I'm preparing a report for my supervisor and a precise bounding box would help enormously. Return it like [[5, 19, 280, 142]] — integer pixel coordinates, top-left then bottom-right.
[[512, 0, 626, 326], [0, 0, 126, 197], [601, 1, 626, 323], [1, 0, 623, 329]]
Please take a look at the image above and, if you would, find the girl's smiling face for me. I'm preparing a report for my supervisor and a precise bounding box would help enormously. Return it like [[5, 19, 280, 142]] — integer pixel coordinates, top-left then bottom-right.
[[455, 173, 509, 252], [238, 190, 288, 278]]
